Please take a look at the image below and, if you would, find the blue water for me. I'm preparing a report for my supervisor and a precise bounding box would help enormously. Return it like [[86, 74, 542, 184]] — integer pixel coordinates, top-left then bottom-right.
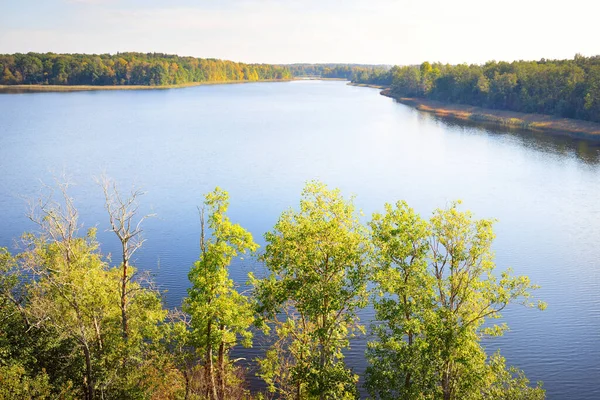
[[1, 81, 599, 398]]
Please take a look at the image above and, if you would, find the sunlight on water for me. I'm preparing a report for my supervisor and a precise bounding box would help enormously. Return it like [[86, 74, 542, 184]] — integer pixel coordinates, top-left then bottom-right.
[[1, 81, 599, 398]]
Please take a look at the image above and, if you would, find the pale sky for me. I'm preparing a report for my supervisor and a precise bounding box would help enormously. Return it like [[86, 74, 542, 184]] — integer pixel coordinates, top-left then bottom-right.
[[0, 0, 598, 65]]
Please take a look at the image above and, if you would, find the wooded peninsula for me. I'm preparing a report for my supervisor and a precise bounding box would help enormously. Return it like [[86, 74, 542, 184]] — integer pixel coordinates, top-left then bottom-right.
[[353, 55, 600, 125]]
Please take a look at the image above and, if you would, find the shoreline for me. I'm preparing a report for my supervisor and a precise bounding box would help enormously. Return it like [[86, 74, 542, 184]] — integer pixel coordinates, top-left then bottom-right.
[[0, 78, 349, 93], [380, 89, 600, 140], [0, 79, 294, 93], [347, 82, 387, 89], [295, 77, 348, 81]]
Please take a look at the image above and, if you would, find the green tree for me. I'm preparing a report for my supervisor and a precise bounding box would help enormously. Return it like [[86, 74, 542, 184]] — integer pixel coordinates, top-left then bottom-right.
[[21, 184, 120, 400], [184, 187, 258, 400], [366, 201, 545, 400], [0, 364, 53, 400], [0, 247, 78, 398], [481, 352, 545, 400], [365, 201, 437, 399], [16, 182, 168, 400], [252, 182, 371, 399]]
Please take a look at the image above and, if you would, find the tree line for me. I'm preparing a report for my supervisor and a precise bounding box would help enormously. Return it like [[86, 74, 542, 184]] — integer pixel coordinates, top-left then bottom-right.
[[353, 55, 600, 123], [0, 53, 392, 87], [0, 180, 545, 399], [0, 53, 292, 86], [286, 64, 389, 80]]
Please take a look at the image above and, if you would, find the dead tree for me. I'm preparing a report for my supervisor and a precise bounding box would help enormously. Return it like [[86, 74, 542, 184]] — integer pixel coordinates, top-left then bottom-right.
[[100, 177, 154, 340]]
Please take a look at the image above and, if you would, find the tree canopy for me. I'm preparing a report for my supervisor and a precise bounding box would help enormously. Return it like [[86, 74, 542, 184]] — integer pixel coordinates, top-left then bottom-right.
[[0, 181, 545, 399], [365, 201, 545, 400], [353, 55, 600, 123], [0, 52, 291, 86]]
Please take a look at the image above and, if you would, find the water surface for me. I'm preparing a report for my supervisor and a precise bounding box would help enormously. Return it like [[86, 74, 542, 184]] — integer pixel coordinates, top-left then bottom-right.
[[1, 81, 599, 399]]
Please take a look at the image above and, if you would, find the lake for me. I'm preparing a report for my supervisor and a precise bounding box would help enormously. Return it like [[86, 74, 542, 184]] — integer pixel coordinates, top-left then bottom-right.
[[1, 80, 599, 399]]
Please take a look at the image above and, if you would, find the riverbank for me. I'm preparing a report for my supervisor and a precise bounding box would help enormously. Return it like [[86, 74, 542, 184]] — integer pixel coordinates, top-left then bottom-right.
[[380, 89, 600, 140], [295, 77, 348, 81], [0, 79, 294, 93], [348, 82, 387, 89]]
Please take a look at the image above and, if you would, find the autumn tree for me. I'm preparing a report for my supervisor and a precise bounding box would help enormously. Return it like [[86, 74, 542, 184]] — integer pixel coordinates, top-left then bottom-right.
[[0, 52, 292, 87]]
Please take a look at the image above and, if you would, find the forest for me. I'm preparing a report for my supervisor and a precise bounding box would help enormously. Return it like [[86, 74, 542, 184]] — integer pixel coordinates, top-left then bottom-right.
[[0, 53, 391, 87], [3, 52, 599, 125], [0, 179, 546, 400], [353, 55, 600, 123], [285, 64, 389, 80], [0, 53, 292, 86]]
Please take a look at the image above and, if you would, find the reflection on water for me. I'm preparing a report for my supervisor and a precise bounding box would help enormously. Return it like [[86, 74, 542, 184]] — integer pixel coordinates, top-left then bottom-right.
[[411, 108, 600, 165], [1, 81, 599, 399]]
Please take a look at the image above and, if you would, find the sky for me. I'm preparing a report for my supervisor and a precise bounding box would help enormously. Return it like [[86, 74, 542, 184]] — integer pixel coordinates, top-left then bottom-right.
[[0, 0, 598, 65]]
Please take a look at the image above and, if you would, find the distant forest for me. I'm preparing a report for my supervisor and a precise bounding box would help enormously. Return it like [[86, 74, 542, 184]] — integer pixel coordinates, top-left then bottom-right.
[[286, 63, 390, 80], [0, 53, 391, 86], [3, 52, 599, 125], [0, 52, 292, 86], [353, 55, 600, 123]]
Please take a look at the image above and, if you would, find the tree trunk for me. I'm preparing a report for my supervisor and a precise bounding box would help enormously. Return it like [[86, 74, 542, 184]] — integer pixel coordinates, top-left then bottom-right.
[[93, 316, 103, 351], [442, 365, 452, 400], [83, 343, 95, 400], [121, 253, 128, 340], [404, 371, 412, 392], [205, 319, 218, 400], [319, 338, 326, 400], [217, 325, 226, 400], [183, 370, 190, 400], [404, 292, 413, 391], [319, 310, 327, 400]]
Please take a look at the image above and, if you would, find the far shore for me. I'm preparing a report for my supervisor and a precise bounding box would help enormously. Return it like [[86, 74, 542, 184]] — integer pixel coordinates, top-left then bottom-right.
[[0, 78, 354, 93], [0, 78, 295, 93], [379, 88, 600, 140], [347, 82, 388, 89], [295, 77, 348, 81]]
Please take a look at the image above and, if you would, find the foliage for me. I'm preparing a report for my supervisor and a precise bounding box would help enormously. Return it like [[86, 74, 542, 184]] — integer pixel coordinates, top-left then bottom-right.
[[0, 182, 546, 399], [482, 353, 545, 400], [0, 52, 291, 86], [0, 182, 170, 399], [286, 64, 389, 81], [252, 181, 371, 399], [184, 187, 258, 400], [0, 364, 53, 400], [353, 55, 600, 123], [365, 201, 545, 400], [365, 201, 437, 399]]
